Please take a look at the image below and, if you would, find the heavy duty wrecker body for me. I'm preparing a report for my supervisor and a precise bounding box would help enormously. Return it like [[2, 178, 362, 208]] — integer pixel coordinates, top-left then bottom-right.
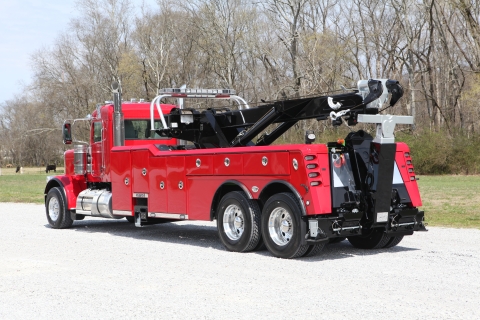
[[45, 79, 426, 258]]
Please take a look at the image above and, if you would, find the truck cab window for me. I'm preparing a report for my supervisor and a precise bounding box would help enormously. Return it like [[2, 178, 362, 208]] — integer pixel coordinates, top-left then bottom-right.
[[124, 120, 165, 139], [93, 122, 102, 143]]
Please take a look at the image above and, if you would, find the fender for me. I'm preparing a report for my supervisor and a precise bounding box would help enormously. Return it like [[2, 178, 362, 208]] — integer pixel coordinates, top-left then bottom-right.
[[45, 175, 87, 210], [220, 180, 253, 199], [210, 180, 253, 220], [259, 180, 307, 216]]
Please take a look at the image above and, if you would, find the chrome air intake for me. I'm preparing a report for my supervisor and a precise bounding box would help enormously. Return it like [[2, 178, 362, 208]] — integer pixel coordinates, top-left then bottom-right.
[[74, 145, 87, 175]]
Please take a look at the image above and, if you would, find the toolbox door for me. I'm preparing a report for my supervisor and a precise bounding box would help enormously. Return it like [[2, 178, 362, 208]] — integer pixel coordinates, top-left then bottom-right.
[[167, 156, 186, 214]]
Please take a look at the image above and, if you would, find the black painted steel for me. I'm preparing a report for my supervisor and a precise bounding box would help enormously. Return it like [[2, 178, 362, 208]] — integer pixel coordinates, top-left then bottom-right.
[[154, 79, 403, 148], [372, 143, 397, 222]]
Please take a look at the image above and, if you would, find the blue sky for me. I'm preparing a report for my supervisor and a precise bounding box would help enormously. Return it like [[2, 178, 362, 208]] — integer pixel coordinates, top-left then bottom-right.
[[0, 0, 76, 103], [0, 0, 157, 104]]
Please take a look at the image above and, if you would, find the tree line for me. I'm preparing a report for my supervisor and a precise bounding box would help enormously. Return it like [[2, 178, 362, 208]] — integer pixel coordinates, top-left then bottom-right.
[[1, 0, 479, 172]]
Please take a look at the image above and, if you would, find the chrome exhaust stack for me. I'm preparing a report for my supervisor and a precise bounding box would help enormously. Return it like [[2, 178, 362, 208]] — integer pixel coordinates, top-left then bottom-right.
[[112, 82, 125, 147]]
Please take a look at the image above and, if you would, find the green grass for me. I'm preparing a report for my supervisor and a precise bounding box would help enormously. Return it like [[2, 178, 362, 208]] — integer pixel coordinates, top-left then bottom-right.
[[1, 170, 479, 228], [417, 175, 480, 229], [0, 174, 47, 204]]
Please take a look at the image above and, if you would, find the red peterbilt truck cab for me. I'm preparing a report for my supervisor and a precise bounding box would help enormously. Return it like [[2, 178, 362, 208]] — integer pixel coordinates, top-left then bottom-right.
[[45, 79, 426, 259]]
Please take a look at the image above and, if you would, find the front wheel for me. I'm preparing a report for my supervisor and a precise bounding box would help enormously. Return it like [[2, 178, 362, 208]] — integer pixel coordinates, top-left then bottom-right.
[[45, 187, 73, 229], [216, 191, 261, 252], [261, 193, 309, 259]]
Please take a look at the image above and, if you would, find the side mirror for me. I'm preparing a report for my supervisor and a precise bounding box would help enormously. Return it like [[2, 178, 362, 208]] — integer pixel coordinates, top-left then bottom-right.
[[63, 122, 72, 145]]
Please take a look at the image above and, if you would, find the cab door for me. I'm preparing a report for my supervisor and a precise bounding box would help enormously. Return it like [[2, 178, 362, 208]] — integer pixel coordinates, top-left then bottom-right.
[[90, 120, 104, 177]]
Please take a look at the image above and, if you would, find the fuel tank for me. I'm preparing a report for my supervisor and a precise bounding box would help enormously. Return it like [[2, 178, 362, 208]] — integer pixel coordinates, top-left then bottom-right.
[[75, 189, 118, 218]]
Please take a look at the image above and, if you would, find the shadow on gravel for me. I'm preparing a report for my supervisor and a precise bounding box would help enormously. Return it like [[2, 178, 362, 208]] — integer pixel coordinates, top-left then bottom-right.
[[302, 241, 419, 262], [44, 218, 419, 260], [46, 218, 224, 251]]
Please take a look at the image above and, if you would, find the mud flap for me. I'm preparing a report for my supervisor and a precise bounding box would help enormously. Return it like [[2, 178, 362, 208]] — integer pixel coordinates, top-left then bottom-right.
[[372, 143, 396, 223], [134, 205, 148, 227], [302, 218, 330, 245]]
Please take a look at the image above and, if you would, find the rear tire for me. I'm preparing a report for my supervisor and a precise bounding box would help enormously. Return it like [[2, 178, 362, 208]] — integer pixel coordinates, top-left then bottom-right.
[[347, 228, 390, 249], [216, 191, 261, 252], [383, 235, 404, 248], [261, 193, 309, 259], [303, 242, 326, 257], [253, 235, 267, 251], [45, 187, 73, 229]]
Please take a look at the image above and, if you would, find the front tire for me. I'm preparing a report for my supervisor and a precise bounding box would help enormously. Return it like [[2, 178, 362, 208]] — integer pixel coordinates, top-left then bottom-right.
[[261, 193, 309, 259], [216, 191, 261, 252], [45, 187, 73, 229]]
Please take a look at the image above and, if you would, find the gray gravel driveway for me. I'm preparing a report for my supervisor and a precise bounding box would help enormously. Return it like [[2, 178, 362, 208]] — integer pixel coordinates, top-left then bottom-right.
[[1, 203, 479, 319]]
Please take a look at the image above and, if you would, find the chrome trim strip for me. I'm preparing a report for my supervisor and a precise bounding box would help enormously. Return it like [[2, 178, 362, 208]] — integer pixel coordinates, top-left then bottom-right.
[[148, 212, 188, 220], [113, 210, 132, 216], [76, 209, 92, 216]]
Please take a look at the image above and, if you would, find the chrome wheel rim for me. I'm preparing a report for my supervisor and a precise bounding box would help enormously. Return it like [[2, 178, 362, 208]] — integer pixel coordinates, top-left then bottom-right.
[[268, 207, 293, 246], [223, 204, 244, 241], [48, 197, 60, 222]]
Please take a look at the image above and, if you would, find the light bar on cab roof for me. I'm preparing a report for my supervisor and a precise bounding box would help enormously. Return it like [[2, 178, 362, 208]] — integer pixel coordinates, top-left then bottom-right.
[[158, 88, 236, 98]]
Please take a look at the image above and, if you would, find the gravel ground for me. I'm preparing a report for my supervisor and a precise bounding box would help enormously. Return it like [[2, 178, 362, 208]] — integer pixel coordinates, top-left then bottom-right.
[[1, 202, 479, 319]]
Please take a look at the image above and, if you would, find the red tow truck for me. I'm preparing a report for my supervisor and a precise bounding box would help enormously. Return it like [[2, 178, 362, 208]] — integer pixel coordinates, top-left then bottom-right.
[[45, 79, 426, 258]]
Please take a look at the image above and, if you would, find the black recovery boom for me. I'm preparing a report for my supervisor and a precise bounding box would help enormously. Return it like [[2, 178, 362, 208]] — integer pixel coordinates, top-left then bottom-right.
[[154, 79, 403, 149]]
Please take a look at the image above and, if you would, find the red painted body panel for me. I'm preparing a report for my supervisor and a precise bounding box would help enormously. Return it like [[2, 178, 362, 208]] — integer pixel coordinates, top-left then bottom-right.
[[148, 156, 168, 213], [107, 142, 336, 219], [186, 176, 222, 220], [213, 153, 244, 175], [132, 150, 150, 193], [185, 155, 214, 175], [64, 150, 74, 176], [243, 152, 290, 175], [110, 148, 132, 211], [51, 175, 87, 210], [166, 156, 187, 214], [303, 151, 332, 215], [395, 143, 422, 207]]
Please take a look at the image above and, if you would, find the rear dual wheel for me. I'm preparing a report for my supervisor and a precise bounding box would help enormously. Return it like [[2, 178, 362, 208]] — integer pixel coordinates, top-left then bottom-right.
[[261, 193, 313, 259], [383, 235, 404, 248], [303, 242, 326, 257], [217, 191, 261, 252], [348, 229, 403, 249]]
